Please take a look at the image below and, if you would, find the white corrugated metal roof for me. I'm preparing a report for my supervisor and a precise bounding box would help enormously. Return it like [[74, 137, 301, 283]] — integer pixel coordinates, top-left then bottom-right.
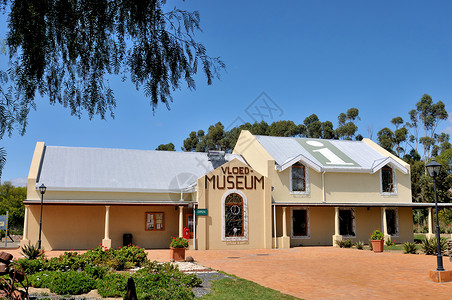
[[254, 135, 407, 174], [37, 146, 244, 192]]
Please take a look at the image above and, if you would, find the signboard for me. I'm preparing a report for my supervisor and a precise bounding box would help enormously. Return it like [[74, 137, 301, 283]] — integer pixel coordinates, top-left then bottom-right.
[[196, 209, 208, 216], [0, 215, 6, 230], [205, 166, 264, 190]]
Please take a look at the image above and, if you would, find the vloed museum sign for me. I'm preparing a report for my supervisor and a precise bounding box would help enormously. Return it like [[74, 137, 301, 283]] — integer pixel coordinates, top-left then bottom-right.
[[204, 166, 264, 190]]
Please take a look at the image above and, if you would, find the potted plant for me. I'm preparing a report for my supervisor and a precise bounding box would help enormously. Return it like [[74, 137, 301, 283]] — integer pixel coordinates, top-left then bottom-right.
[[170, 236, 188, 261], [370, 229, 385, 253]]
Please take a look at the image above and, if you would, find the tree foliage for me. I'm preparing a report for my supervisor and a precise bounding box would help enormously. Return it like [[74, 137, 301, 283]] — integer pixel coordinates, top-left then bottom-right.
[[2, 0, 224, 133], [0, 181, 26, 232], [336, 108, 360, 140], [155, 143, 175, 151], [180, 108, 361, 152], [0, 0, 224, 179]]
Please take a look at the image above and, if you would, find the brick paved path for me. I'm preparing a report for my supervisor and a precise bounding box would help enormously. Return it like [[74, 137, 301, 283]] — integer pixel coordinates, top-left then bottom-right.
[[4, 246, 452, 299], [186, 247, 452, 300]]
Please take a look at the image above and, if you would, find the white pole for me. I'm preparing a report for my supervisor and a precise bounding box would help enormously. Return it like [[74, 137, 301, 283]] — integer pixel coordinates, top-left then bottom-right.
[[273, 204, 277, 249], [104, 206, 110, 240], [23, 206, 29, 241]]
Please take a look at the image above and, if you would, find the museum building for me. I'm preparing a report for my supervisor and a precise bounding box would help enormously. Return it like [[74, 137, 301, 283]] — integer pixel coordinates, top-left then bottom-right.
[[21, 130, 421, 250]]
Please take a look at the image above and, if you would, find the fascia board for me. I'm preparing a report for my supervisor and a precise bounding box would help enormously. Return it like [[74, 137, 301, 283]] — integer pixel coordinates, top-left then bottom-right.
[[276, 154, 322, 173], [35, 185, 193, 194], [24, 199, 196, 205], [371, 157, 408, 174]]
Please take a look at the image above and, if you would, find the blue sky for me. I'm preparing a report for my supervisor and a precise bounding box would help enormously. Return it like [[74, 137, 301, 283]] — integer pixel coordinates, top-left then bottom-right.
[[1, 0, 452, 186]]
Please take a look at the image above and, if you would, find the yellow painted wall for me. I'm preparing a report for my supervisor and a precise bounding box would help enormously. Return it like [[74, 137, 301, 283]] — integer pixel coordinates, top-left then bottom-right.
[[196, 159, 272, 250], [274, 206, 413, 246], [27, 142, 45, 200], [234, 131, 412, 204], [232, 130, 273, 177], [26, 205, 181, 250], [393, 207, 414, 244]]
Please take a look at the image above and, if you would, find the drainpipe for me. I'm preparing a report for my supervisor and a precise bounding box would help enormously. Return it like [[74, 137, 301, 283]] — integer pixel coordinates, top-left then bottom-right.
[[322, 171, 326, 203], [273, 204, 277, 249]]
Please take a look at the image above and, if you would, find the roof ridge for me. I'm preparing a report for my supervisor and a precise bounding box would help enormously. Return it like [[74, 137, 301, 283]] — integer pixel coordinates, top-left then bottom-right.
[[254, 135, 365, 143], [46, 145, 241, 156]]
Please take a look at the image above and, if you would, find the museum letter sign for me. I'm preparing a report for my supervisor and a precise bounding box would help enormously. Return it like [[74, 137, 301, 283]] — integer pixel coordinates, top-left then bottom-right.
[[205, 166, 264, 190]]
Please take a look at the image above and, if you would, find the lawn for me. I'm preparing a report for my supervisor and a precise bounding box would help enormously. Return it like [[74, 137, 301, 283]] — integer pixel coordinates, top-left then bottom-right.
[[201, 276, 300, 300]]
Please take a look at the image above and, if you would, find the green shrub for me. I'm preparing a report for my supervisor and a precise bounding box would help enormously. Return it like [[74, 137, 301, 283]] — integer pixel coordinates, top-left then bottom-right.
[[385, 239, 395, 246], [45, 254, 84, 272], [106, 255, 127, 270], [370, 230, 384, 240], [133, 263, 200, 300], [28, 271, 57, 288], [80, 244, 148, 270], [16, 258, 46, 275], [446, 226, 452, 234], [421, 237, 447, 255], [117, 245, 148, 267], [170, 237, 189, 248], [421, 225, 428, 233], [355, 241, 364, 250], [49, 270, 96, 295], [20, 242, 44, 260], [96, 272, 129, 298], [336, 239, 353, 248], [84, 264, 108, 280], [81, 245, 115, 267], [403, 242, 417, 254]]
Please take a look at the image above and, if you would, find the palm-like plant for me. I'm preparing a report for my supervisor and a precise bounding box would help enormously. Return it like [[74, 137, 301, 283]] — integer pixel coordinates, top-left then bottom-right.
[[20, 242, 45, 260]]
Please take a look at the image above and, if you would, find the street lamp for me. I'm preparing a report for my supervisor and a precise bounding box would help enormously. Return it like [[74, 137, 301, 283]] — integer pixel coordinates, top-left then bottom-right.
[[426, 160, 444, 272], [37, 184, 46, 249]]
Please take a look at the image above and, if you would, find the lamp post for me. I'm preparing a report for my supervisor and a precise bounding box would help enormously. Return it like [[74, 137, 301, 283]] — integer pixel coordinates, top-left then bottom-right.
[[37, 184, 46, 250], [426, 160, 444, 272]]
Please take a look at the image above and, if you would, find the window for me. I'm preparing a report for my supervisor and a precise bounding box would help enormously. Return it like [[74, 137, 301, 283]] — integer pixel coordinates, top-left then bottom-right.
[[291, 162, 308, 193], [291, 208, 310, 238], [222, 190, 248, 241], [385, 208, 399, 236], [339, 208, 355, 237], [225, 193, 244, 237], [381, 165, 396, 194], [145, 212, 164, 231]]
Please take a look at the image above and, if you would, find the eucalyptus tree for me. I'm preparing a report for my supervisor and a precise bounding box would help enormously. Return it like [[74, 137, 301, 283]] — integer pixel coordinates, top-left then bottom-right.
[[415, 94, 448, 163], [336, 108, 360, 140], [156, 143, 175, 151]]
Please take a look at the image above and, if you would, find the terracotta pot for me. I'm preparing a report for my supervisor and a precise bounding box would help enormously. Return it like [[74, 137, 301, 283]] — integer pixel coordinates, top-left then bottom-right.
[[371, 239, 384, 253], [170, 247, 186, 261]]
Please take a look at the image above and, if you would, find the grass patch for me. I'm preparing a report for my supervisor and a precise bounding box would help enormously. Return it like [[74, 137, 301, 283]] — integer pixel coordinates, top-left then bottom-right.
[[414, 234, 425, 243], [384, 244, 403, 251], [201, 277, 300, 300]]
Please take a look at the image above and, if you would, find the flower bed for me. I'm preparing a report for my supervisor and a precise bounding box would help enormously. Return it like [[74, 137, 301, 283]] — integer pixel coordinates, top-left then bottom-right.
[[15, 245, 201, 299]]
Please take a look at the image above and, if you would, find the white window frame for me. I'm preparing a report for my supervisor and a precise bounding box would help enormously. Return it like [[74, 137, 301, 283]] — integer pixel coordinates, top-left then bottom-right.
[[385, 208, 399, 237], [339, 208, 356, 238], [380, 164, 397, 195], [290, 162, 309, 194], [291, 207, 310, 239], [221, 189, 248, 242]]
